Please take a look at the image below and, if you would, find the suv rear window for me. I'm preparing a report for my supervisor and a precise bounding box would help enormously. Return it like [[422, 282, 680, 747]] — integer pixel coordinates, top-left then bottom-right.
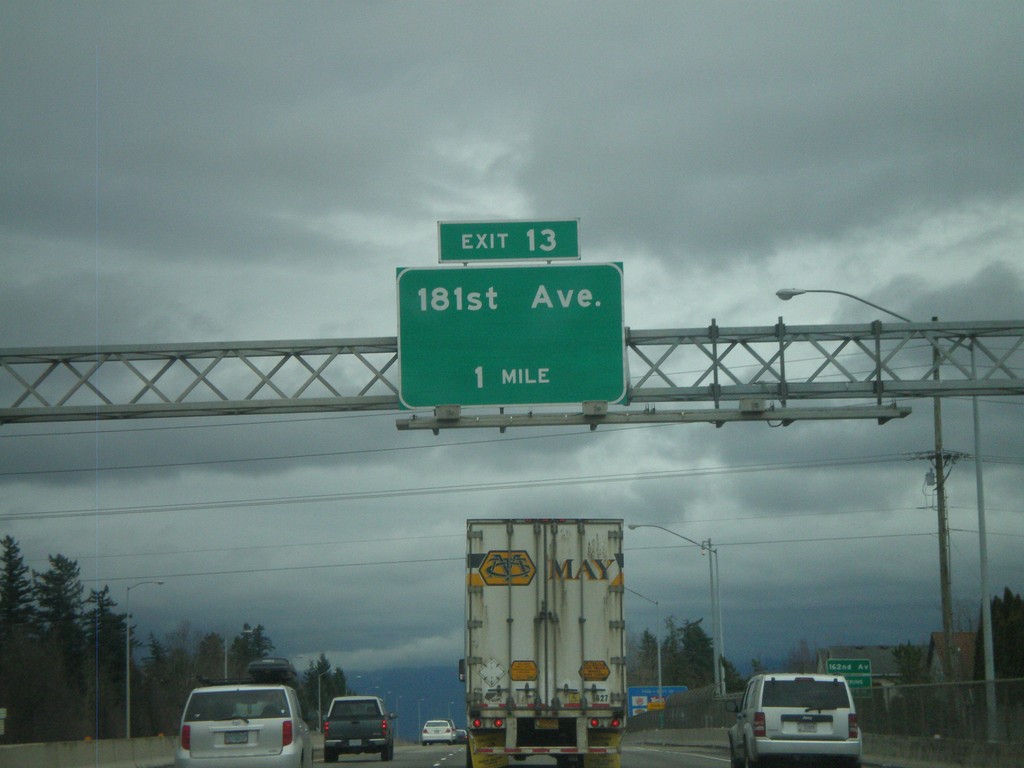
[[762, 679, 850, 709], [185, 689, 289, 721]]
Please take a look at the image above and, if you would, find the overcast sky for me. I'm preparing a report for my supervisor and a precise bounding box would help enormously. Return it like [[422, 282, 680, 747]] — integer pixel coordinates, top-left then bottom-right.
[[2, 0, 1022, 691]]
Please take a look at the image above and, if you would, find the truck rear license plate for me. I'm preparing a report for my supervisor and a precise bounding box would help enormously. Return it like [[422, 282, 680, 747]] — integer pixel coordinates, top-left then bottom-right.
[[348, 739, 363, 746], [535, 719, 558, 729], [224, 731, 248, 744]]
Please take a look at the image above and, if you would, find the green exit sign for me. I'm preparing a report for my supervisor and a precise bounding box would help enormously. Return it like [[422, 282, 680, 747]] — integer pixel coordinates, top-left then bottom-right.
[[397, 263, 625, 408], [826, 658, 872, 689], [438, 219, 580, 262]]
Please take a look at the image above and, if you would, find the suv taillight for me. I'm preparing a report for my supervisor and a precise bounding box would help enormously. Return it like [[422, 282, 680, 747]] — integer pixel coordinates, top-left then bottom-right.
[[753, 711, 766, 738], [181, 724, 191, 750], [282, 719, 293, 747], [849, 713, 859, 739]]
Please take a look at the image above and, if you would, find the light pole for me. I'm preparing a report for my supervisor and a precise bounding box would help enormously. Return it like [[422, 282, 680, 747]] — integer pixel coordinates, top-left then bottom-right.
[[777, 287, 959, 676], [318, 668, 331, 728], [628, 524, 725, 696], [625, 587, 662, 700], [125, 580, 163, 739], [777, 286, 997, 731]]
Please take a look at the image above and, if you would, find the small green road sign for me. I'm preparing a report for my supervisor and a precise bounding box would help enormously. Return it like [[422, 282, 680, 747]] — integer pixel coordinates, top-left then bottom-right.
[[826, 658, 872, 689], [397, 262, 625, 408], [438, 219, 580, 262]]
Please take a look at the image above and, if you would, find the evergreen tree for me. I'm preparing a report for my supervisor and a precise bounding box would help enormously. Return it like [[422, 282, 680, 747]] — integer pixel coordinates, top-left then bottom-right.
[[195, 631, 227, 680], [227, 622, 275, 675], [33, 554, 86, 690], [976, 587, 1024, 679], [302, 653, 347, 724], [661, 616, 713, 688], [0, 535, 36, 644], [634, 629, 660, 686], [84, 586, 128, 738], [892, 642, 929, 684]]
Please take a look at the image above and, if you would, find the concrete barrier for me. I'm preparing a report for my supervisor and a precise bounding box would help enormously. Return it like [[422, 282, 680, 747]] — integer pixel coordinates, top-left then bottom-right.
[[0, 735, 175, 768]]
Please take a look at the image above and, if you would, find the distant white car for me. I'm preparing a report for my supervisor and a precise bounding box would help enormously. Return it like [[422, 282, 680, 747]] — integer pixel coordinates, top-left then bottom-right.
[[420, 719, 457, 745]]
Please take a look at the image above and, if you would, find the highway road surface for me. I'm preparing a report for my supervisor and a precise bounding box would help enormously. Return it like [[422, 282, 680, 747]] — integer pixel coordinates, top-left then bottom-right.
[[316, 743, 731, 767]]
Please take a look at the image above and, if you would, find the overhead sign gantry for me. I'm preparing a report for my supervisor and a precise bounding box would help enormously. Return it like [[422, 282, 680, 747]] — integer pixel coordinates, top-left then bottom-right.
[[1, 217, 1022, 428]]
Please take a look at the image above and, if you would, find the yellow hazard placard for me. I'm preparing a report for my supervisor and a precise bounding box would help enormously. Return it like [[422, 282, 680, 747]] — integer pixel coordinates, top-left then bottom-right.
[[510, 660, 538, 681], [580, 660, 611, 681]]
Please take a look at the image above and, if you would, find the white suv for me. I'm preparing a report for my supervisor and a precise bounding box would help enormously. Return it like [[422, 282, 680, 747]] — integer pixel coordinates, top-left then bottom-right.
[[726, 673, 861, 767], [175, 660, 313, 768]]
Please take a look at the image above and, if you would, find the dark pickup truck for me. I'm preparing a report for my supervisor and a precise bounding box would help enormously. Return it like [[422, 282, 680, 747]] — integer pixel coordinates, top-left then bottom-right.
[[322, 695, 396, 762]]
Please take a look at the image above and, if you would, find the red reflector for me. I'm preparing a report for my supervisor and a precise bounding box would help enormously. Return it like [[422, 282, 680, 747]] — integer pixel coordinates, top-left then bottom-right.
[[754, 712, 766, 738], [181, 724, 191, 750], [282, 720, 293, 747]]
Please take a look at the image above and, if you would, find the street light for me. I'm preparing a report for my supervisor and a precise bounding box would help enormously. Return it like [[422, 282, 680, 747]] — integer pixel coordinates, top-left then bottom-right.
[[625, 587, 662, 699], [776, 289, 912, 321], [777, 286, 996, 735], [125, 580, 163, 738], [777, 288, 959, 663], [628, 524, 725, 697]]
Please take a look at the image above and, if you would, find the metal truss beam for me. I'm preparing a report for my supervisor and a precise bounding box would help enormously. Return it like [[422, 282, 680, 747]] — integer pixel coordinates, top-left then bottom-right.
[[396, 404, 914, 433], [1, 321, 1021, 425]]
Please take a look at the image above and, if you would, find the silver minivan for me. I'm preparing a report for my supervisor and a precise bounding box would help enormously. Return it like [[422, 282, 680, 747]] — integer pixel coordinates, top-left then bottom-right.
[[175, 683, 313, 768], [727, 673, 861, 767]]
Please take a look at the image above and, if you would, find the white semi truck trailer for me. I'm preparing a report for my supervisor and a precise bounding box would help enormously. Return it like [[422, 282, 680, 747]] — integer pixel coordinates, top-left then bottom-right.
[[462, 519, 626, 768]]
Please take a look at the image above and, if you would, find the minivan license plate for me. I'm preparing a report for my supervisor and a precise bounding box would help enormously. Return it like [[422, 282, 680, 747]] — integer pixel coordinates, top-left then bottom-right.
[[225, 731, 248, 744]]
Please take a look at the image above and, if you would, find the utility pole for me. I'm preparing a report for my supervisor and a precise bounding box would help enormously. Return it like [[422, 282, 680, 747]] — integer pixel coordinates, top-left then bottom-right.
[[932, 316, 954, 680]]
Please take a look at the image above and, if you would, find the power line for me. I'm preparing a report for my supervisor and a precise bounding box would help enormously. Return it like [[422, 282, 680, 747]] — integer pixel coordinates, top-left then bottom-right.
[[0, 452, 910, 523]]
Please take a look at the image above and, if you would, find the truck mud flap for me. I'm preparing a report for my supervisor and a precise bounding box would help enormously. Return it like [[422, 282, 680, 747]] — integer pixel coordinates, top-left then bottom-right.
[[584, 731, 621, 768], [467, 733, 508, 768]]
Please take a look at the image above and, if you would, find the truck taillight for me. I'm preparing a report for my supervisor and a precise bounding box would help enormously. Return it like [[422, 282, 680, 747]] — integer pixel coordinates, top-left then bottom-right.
[[494, 718, 504, 728], [588, 717, 623, 729], [181, 724, 191, 750], [323, 721, 329, 736], [611, 717, 621, 728], [382, 719, 389, 732], [849, 713, 859, 739], [753, 712, 766, 737], [282, 720, 293, 747]]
